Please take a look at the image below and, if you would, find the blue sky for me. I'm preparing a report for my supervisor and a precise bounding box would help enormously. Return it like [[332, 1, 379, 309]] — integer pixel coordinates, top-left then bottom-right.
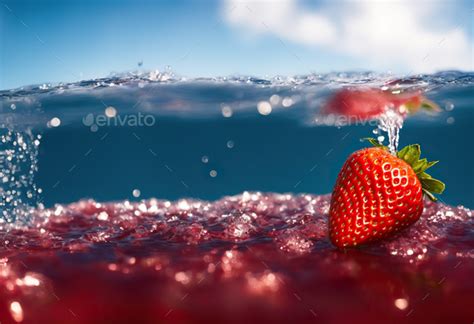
[[1, 0, 473, 89]]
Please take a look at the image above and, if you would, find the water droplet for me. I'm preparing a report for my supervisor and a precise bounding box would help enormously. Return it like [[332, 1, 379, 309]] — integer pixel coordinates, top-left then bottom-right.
[[10, 301, 23, 322], [221, 105, 233, 118], [282, 97, 293, 107], [48, 117, 61, 128], [445, 102, 454, 111], [394, 298, 408, 310], [269, 94, 280, 106], [257, 101, 272, 115], [98, 211, 109, 221], [105, 106, 117, 118]]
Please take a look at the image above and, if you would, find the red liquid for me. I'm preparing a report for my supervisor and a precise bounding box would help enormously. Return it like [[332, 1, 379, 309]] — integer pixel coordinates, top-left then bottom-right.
[[0, 192, 472, 323]]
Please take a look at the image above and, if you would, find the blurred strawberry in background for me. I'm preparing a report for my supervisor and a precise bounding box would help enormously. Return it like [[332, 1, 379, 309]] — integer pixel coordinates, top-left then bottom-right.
[[322, 87, 440, 120]]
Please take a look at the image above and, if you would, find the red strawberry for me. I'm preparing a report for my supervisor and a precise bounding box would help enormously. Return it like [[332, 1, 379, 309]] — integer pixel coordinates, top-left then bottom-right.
[[328, 139, 445, 248], [322, 88, 439, 120]]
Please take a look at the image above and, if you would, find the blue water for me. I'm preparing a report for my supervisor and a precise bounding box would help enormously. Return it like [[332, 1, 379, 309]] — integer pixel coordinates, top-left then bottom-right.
[[1, 71, 473, 217]]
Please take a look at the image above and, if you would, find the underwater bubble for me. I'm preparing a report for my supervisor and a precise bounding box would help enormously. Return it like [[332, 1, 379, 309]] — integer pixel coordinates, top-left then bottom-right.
[[97, 211, 109, 221], [201, 156, 209, 163], [394, 298, 408, 310], [282, 97, 293, 107], [132, 189, 141, 198], [269, 94, 281, 106], [105, 106, 117, 118], [257, 101, 272, 115], [221, 105, 233, 118], [226, 140, 234, 149], [210, 170, 218, 178], [48, 117, 61, 128], [10, 301, 23, 322], [445, 102, 454, 111], [447, 117, 455, 124]]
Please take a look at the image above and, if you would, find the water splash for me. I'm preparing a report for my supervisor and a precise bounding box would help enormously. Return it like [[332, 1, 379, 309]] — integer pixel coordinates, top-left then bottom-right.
[[0, 129, 41, 225], [377, 109, 404, 154]]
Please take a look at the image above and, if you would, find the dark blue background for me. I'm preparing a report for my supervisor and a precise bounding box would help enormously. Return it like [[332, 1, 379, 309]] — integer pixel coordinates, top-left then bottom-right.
[[36, 96, 473, 208]]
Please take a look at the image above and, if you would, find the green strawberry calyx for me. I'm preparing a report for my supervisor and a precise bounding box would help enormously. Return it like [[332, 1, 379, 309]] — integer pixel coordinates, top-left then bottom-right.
[[364, 138, 445, 202], [419, 98, 441, 113]]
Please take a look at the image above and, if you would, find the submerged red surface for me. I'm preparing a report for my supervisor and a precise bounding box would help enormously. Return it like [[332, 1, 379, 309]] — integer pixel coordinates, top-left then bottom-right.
[[0, 192, 473, 323]]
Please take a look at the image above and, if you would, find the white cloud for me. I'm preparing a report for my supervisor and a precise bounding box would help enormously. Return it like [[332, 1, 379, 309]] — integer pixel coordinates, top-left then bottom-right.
[[222, 0, 473, 73]]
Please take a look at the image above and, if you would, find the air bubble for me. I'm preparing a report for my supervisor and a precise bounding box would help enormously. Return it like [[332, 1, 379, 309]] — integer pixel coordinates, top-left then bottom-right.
[[105, 106, 117, 118], [445, 102, 454, 111], [269, 94, 281, 106], [257, 101, 272, 115], [132, 189, 141, 198], [282, 97, 293, 107], [221, 105, 233, 118], [48, 117, 61, 128]]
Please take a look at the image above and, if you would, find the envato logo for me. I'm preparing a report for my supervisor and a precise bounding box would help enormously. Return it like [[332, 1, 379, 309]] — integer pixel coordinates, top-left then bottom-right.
[[82, 109, 156, 132], [315, 114, 380, 127]]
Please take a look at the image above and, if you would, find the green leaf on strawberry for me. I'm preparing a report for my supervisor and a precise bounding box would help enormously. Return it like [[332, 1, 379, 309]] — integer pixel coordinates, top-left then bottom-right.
[[397, 144, 420, 165], [420, 99, 441, 113]]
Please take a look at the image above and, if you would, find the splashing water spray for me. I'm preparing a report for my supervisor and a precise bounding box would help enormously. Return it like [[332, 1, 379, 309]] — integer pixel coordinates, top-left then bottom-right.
[[0, 111, 42, 226], [376, 106, 405, 154]]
